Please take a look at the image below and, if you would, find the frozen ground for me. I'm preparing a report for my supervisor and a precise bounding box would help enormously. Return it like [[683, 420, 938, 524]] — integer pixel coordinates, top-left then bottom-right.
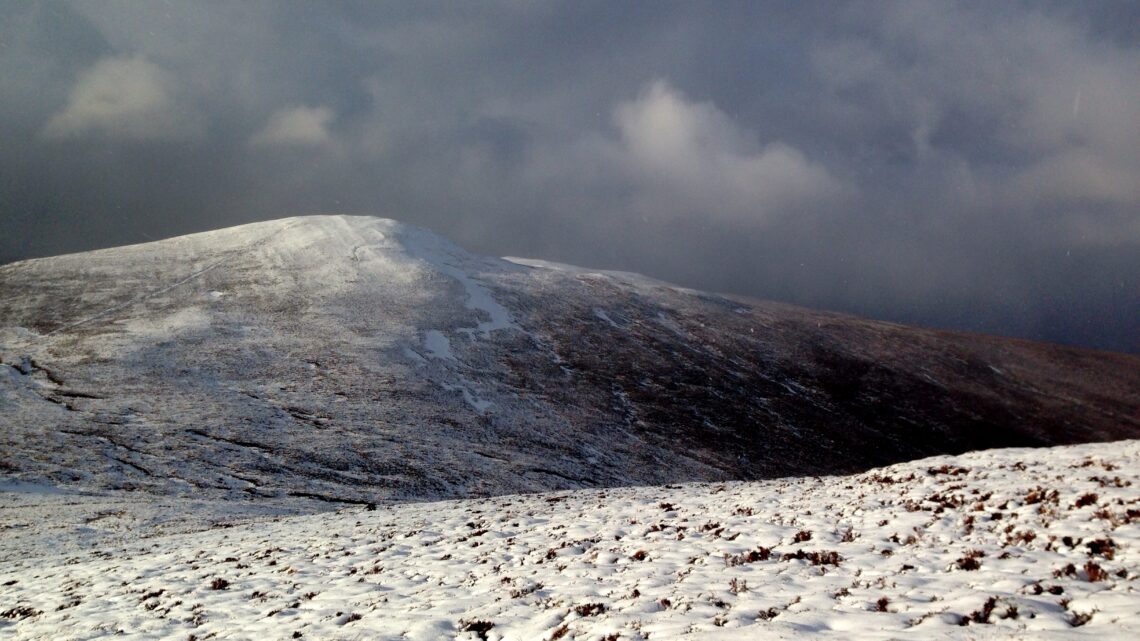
[[2, 440, 1137, 640]]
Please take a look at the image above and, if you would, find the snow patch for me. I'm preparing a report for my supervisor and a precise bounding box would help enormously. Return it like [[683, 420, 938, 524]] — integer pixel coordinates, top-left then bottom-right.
[[423, 330, 454, 361], [444, 382, 493, 414], [506, 256, 700, 293], [0, 481, 74, 495], [401, 230, 517, 336], [593, 308, 621, 328]]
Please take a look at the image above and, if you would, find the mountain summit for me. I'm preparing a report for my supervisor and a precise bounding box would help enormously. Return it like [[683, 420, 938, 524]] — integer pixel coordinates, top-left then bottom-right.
[[1, 215, 1137, 503]]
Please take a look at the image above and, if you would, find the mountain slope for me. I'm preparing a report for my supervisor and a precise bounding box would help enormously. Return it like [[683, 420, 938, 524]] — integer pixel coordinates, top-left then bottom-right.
[[1, 215, 1137, 504]]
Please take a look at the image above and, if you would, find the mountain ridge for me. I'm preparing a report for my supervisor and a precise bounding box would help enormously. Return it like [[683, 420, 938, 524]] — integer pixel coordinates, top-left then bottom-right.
[[1, 215, 1137, 505]]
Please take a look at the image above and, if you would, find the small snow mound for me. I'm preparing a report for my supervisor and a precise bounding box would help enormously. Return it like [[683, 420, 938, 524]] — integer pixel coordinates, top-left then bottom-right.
[[423, 330, 455, 360]]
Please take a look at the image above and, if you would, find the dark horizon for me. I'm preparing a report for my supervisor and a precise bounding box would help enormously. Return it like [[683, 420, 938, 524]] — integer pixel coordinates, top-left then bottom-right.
[[2, 1, 1137, 353]]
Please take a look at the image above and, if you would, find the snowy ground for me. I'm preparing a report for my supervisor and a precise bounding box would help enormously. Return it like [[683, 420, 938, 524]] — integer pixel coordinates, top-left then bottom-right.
[[2, 440, 1137, 640]]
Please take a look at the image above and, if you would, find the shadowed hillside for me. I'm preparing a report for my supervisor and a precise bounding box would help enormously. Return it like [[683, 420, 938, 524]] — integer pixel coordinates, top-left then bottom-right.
[[2, 215, 1137, 504]]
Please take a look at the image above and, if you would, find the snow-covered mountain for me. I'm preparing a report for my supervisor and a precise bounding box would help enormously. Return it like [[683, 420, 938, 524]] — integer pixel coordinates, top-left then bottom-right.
[[1, 215, 1138, 507]]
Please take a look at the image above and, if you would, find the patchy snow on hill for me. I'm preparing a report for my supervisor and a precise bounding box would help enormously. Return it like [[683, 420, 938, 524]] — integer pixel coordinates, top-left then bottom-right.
[[2, 440, 1137, 640], [2, 215, 1138, 504]]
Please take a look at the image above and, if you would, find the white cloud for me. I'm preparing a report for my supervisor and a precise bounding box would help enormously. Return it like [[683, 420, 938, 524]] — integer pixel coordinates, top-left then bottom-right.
[[609, 80, 850, 222], [43, 55, 197, 141], [250, 106, 335, 148]]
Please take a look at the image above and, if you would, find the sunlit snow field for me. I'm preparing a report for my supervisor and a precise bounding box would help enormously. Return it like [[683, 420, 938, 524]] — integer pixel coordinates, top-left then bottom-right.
[[2, 440, 1137, 640]]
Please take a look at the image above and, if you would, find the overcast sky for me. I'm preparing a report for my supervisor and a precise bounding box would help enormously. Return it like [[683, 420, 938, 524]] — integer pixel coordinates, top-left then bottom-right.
[[2, 1, 1137, 352]]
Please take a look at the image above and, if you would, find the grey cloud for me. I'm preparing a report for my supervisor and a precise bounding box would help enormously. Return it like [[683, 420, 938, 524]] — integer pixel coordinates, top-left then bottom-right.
[[0, 1, 1136, 352], [806, 1, 1140, 234]]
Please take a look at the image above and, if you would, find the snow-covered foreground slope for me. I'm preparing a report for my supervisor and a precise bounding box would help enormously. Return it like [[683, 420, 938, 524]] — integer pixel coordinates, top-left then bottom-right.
[[3, 441, 1137, 640]]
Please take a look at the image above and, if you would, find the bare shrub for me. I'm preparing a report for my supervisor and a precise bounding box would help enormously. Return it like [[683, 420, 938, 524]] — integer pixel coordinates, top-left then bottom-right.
[[781, 549, 842, 566], [1006, 530, 1036, 546], [928, 464, 969, 476], [510, 582, 543, 598], [1073, 493, 1098, 508], [1024, 487, 1059, 505], [1, 606, 41, 620], [967, 596, 999, 624], [724, 547, 771, 566], [1070, 610, 1095, 627], [1086, 538, 1116, 560], [1054, 563, 1077, 578], [1085, 562, 1108, 583], [459, 619, 494, 640], [955, 550, 985, 571], [574, 603, 606, 617]]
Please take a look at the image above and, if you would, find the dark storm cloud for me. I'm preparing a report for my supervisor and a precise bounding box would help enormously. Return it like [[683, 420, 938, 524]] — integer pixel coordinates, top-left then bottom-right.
[[2, 0, 1137, 352]]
